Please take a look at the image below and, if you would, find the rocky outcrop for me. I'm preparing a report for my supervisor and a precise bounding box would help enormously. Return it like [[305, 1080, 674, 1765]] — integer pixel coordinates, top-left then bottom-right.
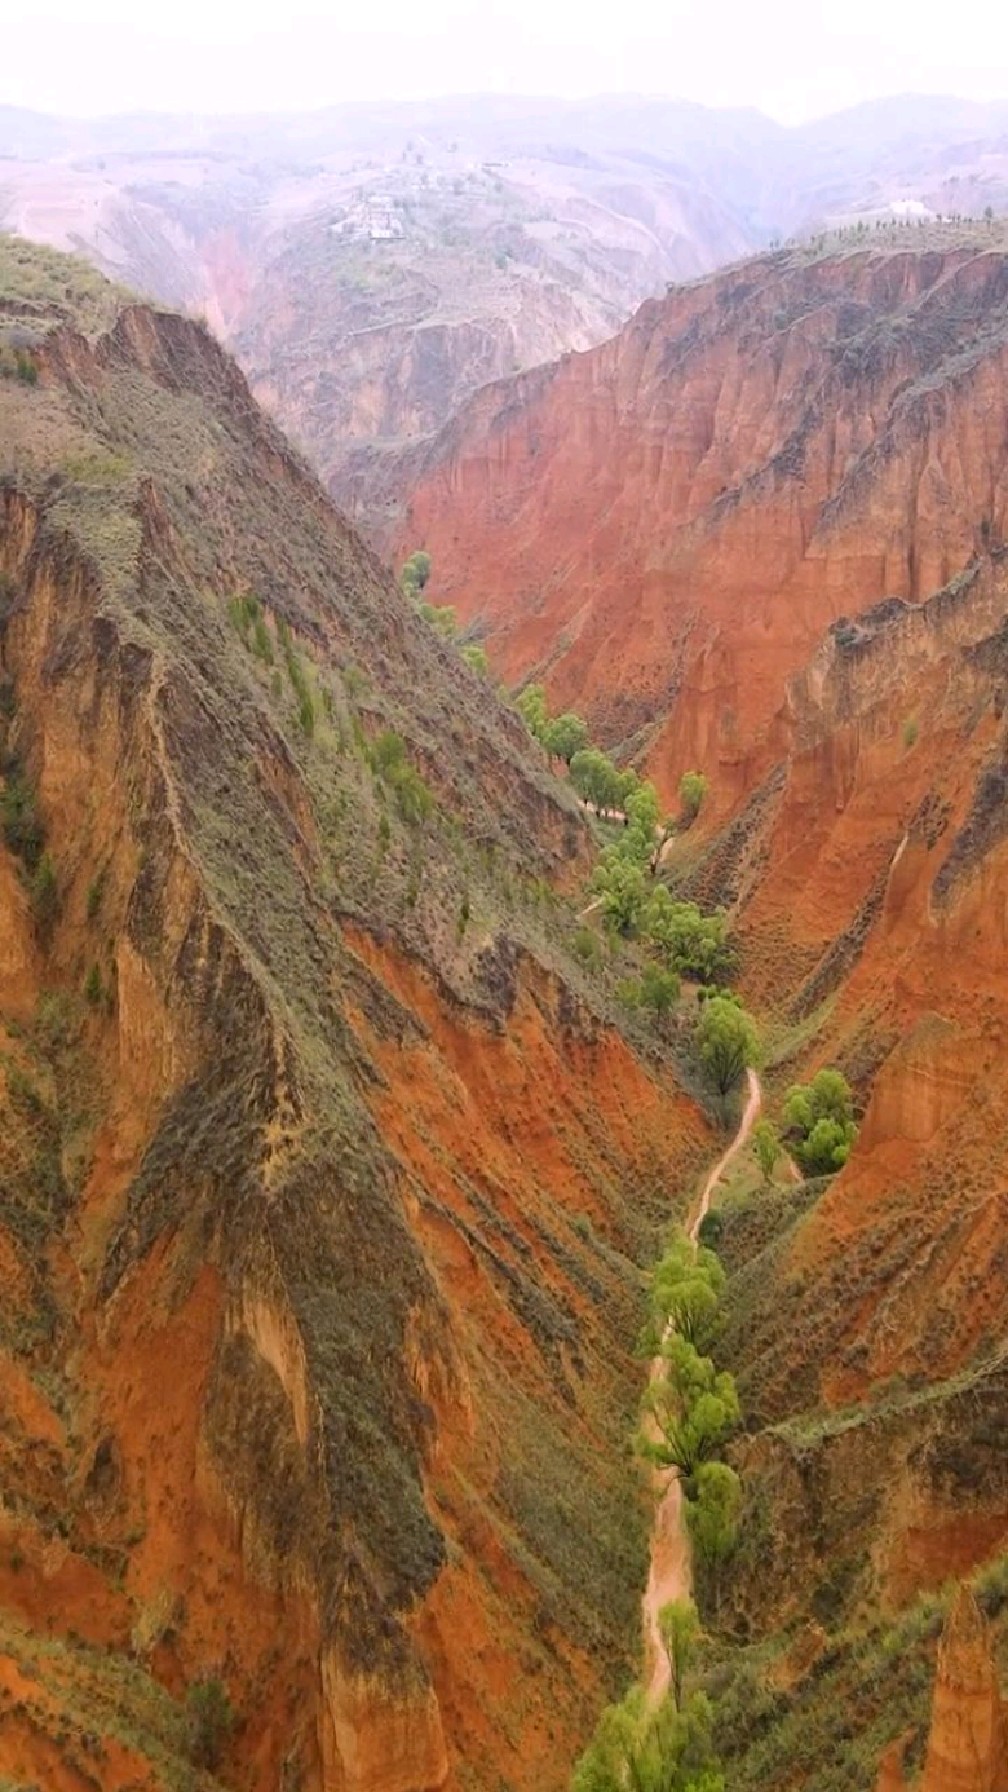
[[921, 1591, 1008, 1792], [884, 1589, 1008, 1792], [320, 1656, 448, 1792]]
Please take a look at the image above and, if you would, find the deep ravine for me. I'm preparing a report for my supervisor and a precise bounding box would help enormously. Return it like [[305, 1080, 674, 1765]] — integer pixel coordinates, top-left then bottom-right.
[[642, 1066, 762, 1703]]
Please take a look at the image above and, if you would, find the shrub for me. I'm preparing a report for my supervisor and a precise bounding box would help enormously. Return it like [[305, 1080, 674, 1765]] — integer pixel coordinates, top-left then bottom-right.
[[85, 870, 105, 921], [902, 715, 919, 749], [572, 925, 602, 967], [84, 963, 103, 1005], [640, 964, 681, 1021], [31, 851, 59, 939], [185, 1678, 234, 1769], [131, 1586, 176, 1657], [252, 616, 273, 663], [372, 732, 433, 824], [461, 644, 489, 677], [752, 1119, 779, 1184], [419, 602, 457, 638], [679, 770, 708, 820], [1, 770, 44, 870]]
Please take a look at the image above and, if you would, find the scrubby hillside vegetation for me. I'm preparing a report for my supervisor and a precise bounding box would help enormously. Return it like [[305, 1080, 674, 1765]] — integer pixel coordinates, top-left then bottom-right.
[[0, 234, 718, 1792]]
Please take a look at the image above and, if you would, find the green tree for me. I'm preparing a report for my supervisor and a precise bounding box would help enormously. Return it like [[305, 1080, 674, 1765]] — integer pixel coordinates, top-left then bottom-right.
[[570, 747, 623, 812], [642, 1338, 740, 1484], [645, 892, 731, 982], [679, 771, 708, 821], [684, 1463, 741, 1615], [545, 712, 590, 766], [696, 996, 759, 1099], [782, 1068, 857, 1173], [626, 780, 660, 839], [800, 1115, 856, 1174], [516, 682, 549, 741], [572, 1684, 723, 1792], [400, 549, 432, 592], [614, 767, 640, 809], [658, 1599, 701, 1713], [592, 853, 648, 935], [647, 1237, 724, 1349], [461, 644, 489, 676], [752, 1119, 779, 1184]]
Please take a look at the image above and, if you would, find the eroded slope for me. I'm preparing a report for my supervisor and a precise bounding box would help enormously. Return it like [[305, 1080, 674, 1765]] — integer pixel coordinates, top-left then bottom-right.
[[400, 230, 1008, 797], [0, 242, 707, 1792]]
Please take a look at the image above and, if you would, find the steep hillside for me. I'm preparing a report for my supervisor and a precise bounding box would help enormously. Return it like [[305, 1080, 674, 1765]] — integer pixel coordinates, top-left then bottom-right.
[[0, 238, 709, 1792], [648, 546, 1008, 1786], [399, 226, 1008, 797]]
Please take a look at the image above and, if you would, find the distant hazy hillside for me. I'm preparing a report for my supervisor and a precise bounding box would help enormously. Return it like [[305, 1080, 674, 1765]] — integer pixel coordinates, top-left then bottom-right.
[[3, 91, 1008, 535]]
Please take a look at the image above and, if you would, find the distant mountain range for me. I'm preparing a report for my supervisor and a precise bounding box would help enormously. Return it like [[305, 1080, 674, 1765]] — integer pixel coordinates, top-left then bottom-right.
[[3, 91, 1007, 531]]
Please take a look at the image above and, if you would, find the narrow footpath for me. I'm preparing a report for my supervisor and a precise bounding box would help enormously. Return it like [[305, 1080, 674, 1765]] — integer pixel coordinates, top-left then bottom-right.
[[642, 1066, 763, 1702]]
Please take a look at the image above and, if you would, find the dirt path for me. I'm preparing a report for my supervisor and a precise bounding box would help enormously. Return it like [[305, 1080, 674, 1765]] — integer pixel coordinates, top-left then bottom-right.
[[642, 1066, 762, 1703]]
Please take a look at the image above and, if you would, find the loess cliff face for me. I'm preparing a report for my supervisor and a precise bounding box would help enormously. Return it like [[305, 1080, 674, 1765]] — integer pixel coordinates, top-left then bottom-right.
[[667, 548, 1008, 1780], [0, 242, 707, 1791], [399, 232, 1008, 794], [393, 226, 1008, 1783]]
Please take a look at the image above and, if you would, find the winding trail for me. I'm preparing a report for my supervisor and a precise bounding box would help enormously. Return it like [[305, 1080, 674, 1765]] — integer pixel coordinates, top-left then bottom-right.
[[642, 1066, 763, 1703]]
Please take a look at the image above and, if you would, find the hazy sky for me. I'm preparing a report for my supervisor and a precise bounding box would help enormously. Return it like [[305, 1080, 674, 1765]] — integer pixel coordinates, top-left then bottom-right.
[[4, 0, 1007, 124]]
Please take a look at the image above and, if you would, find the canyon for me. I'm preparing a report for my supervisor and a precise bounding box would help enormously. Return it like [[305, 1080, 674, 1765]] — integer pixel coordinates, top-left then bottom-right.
[[4, 184, 1008, 1792], [393, 225, 1008, 1784]]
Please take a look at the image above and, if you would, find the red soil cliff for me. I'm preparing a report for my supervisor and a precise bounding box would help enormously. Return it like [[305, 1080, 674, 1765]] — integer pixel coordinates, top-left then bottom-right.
[[399, 237, 1008, 808]]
